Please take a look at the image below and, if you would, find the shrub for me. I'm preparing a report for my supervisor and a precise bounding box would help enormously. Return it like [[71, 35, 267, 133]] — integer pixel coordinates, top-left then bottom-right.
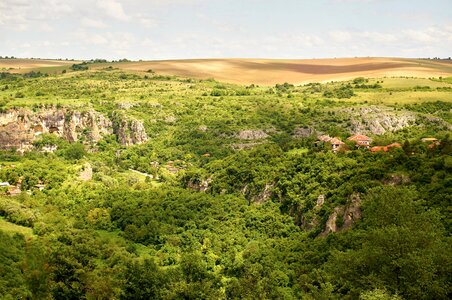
[[63, 143, 85, 160]]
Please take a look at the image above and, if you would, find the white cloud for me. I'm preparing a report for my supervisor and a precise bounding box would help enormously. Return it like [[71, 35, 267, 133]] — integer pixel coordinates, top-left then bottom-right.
[[97, 0, 130, 21], [0, 1, 451, 60], [360, 31, 397, 43], [40, 23, 55, 32], [329, 31, 353, 43], [137, 15, 158, 29], [74, 31, 109, 45], [403, 29, 435, 43], [81, 17, 108, 29], [330, 0, 377, 3]]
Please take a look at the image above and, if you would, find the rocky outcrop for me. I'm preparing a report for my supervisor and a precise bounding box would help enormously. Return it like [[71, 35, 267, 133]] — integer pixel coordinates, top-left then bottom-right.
[[293, 127, 314, 138], [79, 163, 93, 181], [238, 129, 269, 140], [383, 174, 410, 186], [0, 121, 35, 152], [187, 177, 212, 192], [343, 106, 416, 135], [253, 182, 275, 204], [315, 194, 325, 209], [319, 193, 362, 237], [117, 119, 148, 146], [0, 108, 148, 152]]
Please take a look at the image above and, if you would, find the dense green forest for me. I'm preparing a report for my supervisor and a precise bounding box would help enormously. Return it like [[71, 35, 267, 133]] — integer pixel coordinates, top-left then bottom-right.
[[0, 69, 451, 299]]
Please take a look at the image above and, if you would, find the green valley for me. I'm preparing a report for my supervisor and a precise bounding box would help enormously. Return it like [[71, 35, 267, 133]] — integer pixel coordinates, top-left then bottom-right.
[[0, 67, 451, 299]]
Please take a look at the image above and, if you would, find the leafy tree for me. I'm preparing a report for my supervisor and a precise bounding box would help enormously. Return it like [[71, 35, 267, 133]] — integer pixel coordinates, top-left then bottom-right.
[[326, 187, 451, 299], [63, 143, 85, 160]]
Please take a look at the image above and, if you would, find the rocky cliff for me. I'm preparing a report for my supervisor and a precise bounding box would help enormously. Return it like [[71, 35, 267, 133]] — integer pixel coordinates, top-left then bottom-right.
[[116, 118, 148, 146], [0, 108, 148, 152], [319, 193, 362, 236], [342, 106, 416, 135]]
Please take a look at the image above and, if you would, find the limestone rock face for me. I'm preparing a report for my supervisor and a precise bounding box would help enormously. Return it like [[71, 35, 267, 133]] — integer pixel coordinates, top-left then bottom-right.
[[238, 129, 269, 140], [293, 127, 313, 138], [319, 193, 362, 237], [117, 119, 148, 146], [0, 108, 148, 151], [187, 177, 212, 192], [253, 182, 275, 204], [343, 106, 416, 135]]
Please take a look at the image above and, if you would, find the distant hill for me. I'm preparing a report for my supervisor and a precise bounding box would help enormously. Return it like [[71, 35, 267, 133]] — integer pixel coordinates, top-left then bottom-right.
[[98, 57, 452, 85], [2, 57, 452, 85], [0, 58, 80, 73]]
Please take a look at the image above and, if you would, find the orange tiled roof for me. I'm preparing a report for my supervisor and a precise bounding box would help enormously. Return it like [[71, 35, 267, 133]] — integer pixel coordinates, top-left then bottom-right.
[[347, 134, 371, 142], [329, 137, 344, 145], [370, 143, 401, 152], [318, 135, 332, 142]]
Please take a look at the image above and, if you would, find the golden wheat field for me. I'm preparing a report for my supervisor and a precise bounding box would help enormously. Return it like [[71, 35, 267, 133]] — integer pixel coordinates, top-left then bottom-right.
[[2, 57, 452, 85], [103, 57, 452, 85]]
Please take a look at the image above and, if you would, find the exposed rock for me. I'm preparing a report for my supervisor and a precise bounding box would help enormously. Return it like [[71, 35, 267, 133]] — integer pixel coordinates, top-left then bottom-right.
[[238, 129, 269, 140], [341, 193, 362, 231], [42, 145, 58, 153], [117, 102, 136, 109], [79, 163, 93, 181], [0, 108, 148, 151], [301, 215, 320, 232], [0, 121, 34, 152], [165, 116, 177, 124], [315, 194, 325, 209], [253, 182, 275, 204], [198, 125, 208, 132], [319, 193, 362, 237], [293, 127, 313, 138], [383, 174, 410, 186], [117, 119, 148, 146], [422, 115, 452, 130], [321, 206, 343, 236], [187, 177, 212, 192], [343, 106, 416, 135]]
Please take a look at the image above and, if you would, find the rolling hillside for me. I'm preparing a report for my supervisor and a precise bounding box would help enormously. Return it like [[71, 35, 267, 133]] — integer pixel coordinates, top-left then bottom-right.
[[103, 57, 452, 85], [0, 58, 80, 73], [2, 57, 451, 85]]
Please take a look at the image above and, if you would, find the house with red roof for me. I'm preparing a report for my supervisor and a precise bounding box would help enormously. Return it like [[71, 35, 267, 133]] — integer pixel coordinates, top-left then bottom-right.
[[317, 135, 345, 153], [347, 134, 372, 148], [370, 143, 401, 153], [329, 137, 345, 153]]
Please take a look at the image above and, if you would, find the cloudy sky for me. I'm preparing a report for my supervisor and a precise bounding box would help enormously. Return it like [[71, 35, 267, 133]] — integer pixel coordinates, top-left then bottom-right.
[[0, 0, 451, 60]]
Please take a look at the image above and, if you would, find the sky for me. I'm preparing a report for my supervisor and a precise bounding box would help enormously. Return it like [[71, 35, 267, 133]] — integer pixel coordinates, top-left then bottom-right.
[[0, 0, 451, 60]]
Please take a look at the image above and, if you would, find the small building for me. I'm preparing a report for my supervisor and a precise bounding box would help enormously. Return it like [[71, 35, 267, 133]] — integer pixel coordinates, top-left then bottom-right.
[[421, 137, 438, 143], [0, 182, 10, 187], [370, 143, 401, 153], [421, 137, 441, 149], [318, 135, 332, 142], [317, 135, 344, 153], [34, 183, 46, 191], [329, 138, 345, 153], [347, 134, 372, 148], [6, 186, 22, 196]]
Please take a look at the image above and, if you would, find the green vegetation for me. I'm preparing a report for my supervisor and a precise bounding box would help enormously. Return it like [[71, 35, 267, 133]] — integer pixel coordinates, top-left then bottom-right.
[[0, 70, 451, 299]]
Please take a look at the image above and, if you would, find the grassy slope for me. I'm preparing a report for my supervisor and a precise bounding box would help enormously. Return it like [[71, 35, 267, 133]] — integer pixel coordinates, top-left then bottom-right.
[[0, 217, 34, 237], [2, 71, 452, 109], [0, 58, 81, 73]]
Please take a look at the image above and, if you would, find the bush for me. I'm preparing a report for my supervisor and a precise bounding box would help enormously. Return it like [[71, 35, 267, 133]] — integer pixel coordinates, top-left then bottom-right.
[[71, 63, 89, 71], [63, 143, 85, 160], [14, 92, 25, 98]]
